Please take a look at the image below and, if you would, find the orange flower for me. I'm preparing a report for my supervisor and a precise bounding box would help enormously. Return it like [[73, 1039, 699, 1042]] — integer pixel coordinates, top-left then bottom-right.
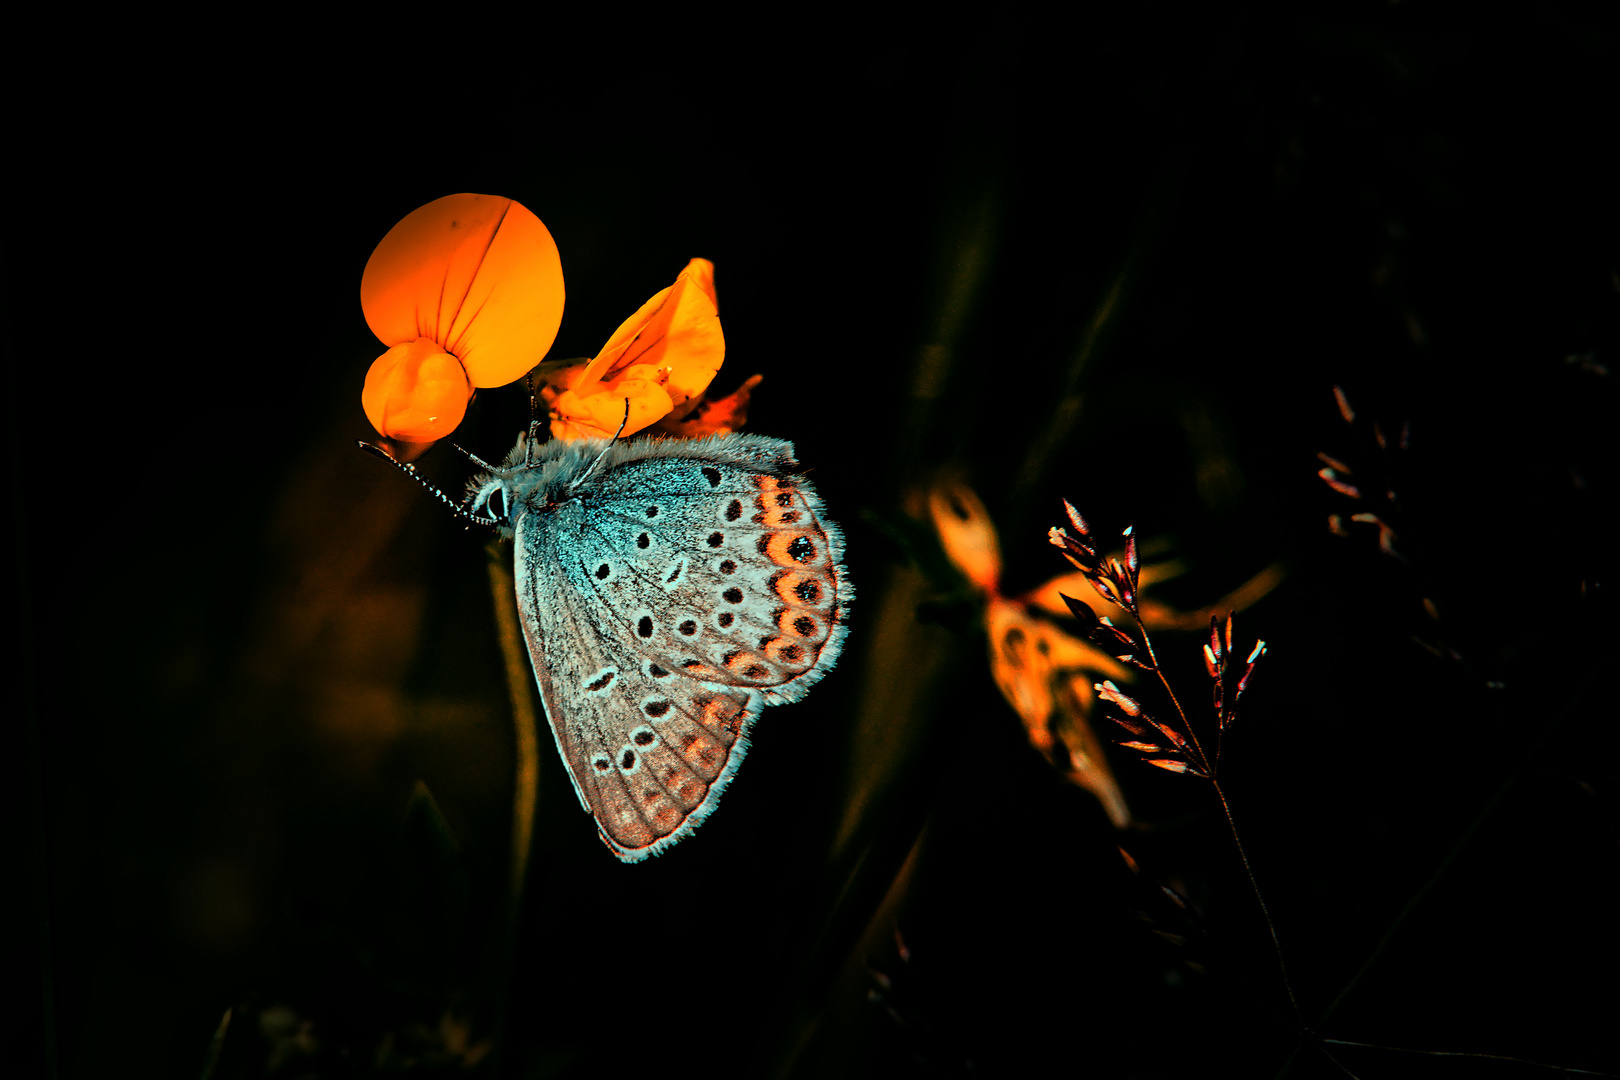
[[535, 258, 724, 441], [928, 479, 1135, 827], [359, 194, 564, 447]]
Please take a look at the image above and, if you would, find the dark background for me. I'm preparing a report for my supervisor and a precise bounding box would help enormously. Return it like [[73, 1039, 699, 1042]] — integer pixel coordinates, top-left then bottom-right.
[[7, 7, 1618, 1077]]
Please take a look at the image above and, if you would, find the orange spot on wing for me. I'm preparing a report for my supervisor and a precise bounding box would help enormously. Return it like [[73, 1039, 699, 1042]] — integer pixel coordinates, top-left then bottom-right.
[[723, 651, 767, 675], [765, 531, 820, 568]]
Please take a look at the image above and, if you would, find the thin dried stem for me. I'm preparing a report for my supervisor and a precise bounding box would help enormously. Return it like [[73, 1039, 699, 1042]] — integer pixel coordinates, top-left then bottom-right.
[[1314, 655, 1606, 1037], [1136, 613, 1301, 1025], [1320, 1046, 1364, 1079], [1209, 777, 1304, 1026], [1323, 1039, 1618, 1077], [1056, 502, 1301, 1026], [1142, 634, 1211, 778]]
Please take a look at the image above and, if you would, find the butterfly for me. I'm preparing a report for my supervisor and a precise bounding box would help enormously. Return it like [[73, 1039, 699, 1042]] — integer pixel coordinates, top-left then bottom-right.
[[433, 429, 851, 862]]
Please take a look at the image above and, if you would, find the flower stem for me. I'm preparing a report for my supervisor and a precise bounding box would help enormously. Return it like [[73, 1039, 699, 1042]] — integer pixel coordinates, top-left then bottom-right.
[[487, 539, 540, 927], [485, 539, 540, 1069]]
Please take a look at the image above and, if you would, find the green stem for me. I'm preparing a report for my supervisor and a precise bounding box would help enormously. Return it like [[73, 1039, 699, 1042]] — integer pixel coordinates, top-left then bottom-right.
[[198, 1008, 232, 1080], [486, 540, 541, 1071]]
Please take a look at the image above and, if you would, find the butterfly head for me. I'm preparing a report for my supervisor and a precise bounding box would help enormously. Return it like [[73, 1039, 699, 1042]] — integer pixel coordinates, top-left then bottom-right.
[[465, 473, 518, 536]]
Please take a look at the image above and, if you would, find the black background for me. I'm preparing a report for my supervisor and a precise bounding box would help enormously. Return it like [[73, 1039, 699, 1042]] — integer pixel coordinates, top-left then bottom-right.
[[6, 7, 1618, 1078]]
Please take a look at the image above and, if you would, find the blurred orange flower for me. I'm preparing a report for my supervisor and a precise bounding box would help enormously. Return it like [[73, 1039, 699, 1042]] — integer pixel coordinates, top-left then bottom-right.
[[360, 194, 564, 447], [534, 258, 725, 441], [929, 480, 1134, 827]]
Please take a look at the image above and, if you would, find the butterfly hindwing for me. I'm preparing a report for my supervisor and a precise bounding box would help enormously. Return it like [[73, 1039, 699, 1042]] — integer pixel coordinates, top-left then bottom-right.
[[516, 507, 756, 859]]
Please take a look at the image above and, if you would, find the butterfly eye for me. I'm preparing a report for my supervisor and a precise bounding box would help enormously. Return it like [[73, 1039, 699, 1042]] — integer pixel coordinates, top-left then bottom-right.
[[471, 481, 508, 522]]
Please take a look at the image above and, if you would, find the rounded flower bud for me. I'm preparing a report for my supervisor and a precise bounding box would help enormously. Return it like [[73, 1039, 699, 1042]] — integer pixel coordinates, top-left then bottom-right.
[[361, 338, 471, 442]]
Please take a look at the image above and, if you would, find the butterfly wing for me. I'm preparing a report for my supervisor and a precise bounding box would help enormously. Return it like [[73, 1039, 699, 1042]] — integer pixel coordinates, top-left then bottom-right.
[[514, 522, 754, 861], [514, 435, 849, 862]]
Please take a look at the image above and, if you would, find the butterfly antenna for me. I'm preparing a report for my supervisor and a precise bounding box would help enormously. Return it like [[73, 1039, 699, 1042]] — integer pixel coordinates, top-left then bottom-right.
[[523, 370, 543, 467], [569, 398, 631, 492], [356, 441, 498, 528], [449, 442, 497, 471]]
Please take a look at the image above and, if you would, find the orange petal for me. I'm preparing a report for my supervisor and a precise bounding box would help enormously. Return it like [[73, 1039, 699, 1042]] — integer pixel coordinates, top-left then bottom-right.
[[652, 374, 761, 438], [361, 339, 471, 443], [985, 597, 1134, 827], [360, 194, 564, 389], [583, 258, 721, 393], [986, 598, 1054, 750], [1037, 619, 1134, 678], [928, 480, 1002, 594], [547, 371, 676, 441], [550, 258, 723, 440], [1054, 674, 1132, 828], [1022, 560, 1284, 633]]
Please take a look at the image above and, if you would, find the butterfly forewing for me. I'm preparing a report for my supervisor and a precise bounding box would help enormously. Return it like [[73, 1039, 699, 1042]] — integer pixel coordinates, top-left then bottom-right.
[[508, 435, 849, 862]]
